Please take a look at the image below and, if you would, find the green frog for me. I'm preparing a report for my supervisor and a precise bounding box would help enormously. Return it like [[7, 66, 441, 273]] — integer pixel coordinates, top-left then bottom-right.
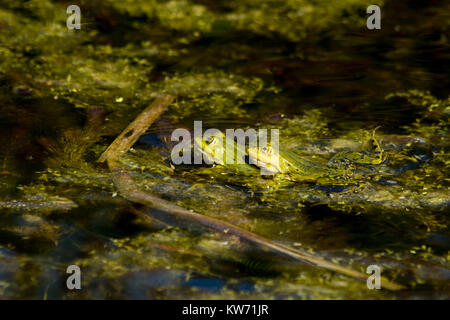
[[194, 128, 385, 186], [193, 131, 259, 176]]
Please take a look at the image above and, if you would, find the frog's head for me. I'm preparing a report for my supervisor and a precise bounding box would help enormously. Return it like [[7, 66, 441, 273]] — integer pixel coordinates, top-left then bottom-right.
[[247, 144, 280, 175], [193, 131, 226, 165]]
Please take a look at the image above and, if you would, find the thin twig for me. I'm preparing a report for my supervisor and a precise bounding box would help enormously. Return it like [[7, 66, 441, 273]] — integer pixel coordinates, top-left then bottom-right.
[[99, 94, 405, 291]]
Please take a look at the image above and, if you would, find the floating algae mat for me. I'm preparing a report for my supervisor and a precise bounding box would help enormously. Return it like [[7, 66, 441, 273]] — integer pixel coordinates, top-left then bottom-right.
[[0, 0, 449, 299]]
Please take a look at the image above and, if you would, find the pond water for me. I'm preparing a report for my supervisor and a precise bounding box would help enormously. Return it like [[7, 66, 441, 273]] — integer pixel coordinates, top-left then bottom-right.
[[0, 0, 449, 299]]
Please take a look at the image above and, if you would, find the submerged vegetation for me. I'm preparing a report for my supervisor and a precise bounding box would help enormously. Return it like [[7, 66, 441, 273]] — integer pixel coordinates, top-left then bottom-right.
[[0, 0, 449, 299]]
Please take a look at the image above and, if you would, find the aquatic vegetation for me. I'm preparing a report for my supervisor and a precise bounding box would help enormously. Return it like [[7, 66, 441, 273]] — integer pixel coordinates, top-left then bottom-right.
[[0, 0, 448, 299], [149, 71, 268, 120], [107, 0, 381, 42]]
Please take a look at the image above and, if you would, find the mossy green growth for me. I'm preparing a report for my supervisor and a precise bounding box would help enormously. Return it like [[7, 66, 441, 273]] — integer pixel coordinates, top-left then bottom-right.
[[148, 70, 269, 121], [106, 0, 382, 42]]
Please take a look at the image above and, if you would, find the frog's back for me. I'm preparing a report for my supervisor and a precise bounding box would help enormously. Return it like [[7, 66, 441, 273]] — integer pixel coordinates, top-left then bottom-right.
[[279, 149, 341, 180]]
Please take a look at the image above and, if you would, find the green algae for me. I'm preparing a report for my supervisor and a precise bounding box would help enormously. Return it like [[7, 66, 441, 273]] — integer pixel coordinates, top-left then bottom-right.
[[106, 0, 382, 42], [148, 71, 268, 121]]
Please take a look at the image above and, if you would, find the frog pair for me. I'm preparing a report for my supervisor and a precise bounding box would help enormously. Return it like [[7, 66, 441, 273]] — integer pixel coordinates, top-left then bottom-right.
[[193, 127, 385, 187]]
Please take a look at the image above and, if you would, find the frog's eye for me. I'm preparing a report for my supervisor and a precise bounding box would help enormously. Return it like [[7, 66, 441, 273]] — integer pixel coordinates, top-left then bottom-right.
[[262, 146, 272, 154], [206, 136, 216, 145]]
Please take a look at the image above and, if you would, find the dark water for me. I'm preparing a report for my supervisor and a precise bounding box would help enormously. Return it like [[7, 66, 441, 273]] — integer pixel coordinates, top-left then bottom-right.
[[0, 0, 449, 299]]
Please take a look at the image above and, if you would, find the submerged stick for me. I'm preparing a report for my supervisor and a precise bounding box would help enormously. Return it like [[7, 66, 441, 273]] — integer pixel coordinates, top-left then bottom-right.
[[99, 94, 405, 291], [99, 94, 175, 163]]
